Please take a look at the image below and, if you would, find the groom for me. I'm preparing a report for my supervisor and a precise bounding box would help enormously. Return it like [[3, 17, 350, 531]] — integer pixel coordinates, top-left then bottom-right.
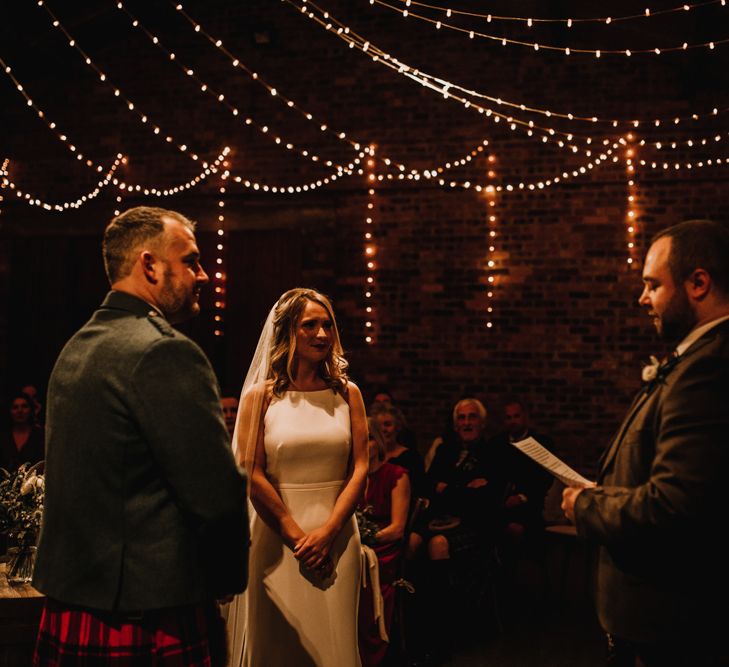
[[562, 219, 729, 666], [33, 206, 248, 665]]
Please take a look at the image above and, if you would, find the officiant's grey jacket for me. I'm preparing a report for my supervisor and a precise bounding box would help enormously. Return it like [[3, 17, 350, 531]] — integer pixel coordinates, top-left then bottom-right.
[[33, 290, 248, 612], [574, 319, 729, 645]]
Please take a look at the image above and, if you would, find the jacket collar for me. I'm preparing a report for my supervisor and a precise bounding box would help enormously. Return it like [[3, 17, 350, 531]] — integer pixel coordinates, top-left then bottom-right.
[[100, 290, 165, 319]]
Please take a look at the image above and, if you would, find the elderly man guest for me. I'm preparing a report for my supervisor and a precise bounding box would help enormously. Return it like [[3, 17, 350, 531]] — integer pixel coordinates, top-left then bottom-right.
[[562, 219, 729, 667], [419, 398, 506, 662], [33, 206, 249, 665]]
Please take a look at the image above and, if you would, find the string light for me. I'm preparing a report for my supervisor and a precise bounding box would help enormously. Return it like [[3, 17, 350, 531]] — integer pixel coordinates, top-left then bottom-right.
[[624, 134, 639, 267], [115, 1, 356, 173], [484, 153, 498, 329], [37, 1, 208, 165], [175, 1, 598, 157], [172, 2, 527, 173], [172, 3, 372, 154], [638, 155, 729, 170], [0, 159, 8, 222], [289, 0, 729, 130], [651, 129, 726, 150], [230, 152, 364, 194], [112, 148, 230, 197], [1, 56, 123, 175], [413, 143, 618, 192], [1, 156, 125, 211], [375, 0, 725, 26], [364, 147, 377, 344], [367, 0, 729, 56], [213, 164, 229, 338], [2, 55, 231, 201]]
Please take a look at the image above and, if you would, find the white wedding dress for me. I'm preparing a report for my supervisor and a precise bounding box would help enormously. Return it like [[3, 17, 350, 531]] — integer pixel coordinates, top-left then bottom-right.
[[226, 389, 362, 667]]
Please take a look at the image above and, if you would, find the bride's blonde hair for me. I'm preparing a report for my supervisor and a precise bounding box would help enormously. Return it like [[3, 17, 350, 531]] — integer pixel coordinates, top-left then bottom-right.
[[268, 288, 348, 397]]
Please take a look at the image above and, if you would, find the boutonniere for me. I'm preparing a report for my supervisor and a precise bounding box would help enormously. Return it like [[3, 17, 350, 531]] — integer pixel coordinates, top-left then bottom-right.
[[641, 355, 661, 383], [641, 352, 679, 388]]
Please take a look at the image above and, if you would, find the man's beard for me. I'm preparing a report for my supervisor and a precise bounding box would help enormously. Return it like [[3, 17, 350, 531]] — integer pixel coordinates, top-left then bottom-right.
[[656, 288, 696, 344], [159, 271, 198, 324]]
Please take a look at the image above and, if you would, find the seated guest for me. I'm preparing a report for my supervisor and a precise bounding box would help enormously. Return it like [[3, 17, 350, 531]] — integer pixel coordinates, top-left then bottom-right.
[[489, 399, 555, 546], [370, 401, 426, 500], [369, 387, 418, 451], [1, 392, 45, 472], [358, 417, 411, 667], [419, 398, 507, 661]]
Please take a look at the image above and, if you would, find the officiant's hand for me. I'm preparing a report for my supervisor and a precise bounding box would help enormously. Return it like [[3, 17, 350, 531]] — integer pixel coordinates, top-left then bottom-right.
[[293, 525, 336, 570], [561, 482, 595, 522]]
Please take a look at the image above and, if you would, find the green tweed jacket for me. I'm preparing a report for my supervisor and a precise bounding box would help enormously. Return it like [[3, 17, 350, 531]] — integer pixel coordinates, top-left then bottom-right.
[[33, 290, 248, 611]]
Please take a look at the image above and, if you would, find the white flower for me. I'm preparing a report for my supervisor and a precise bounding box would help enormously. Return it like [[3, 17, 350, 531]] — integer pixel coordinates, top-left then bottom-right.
[[641, 355, 660, 383]]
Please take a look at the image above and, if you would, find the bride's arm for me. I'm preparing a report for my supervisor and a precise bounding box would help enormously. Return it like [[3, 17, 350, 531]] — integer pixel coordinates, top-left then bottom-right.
[[293, 381, 369, 570], [238, 386, 305, 550]]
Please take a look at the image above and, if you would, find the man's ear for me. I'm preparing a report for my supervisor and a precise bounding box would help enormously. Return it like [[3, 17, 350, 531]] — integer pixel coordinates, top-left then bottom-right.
[[141, 250, 159, 284], [685, 268, 711, 301]]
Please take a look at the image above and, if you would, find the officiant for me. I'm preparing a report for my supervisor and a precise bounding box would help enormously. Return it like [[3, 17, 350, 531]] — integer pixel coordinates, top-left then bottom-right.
[[562, 219, 729, 667]]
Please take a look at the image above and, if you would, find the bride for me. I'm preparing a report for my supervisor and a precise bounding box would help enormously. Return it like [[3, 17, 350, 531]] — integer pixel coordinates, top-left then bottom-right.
[[226, 288, 368, 667]]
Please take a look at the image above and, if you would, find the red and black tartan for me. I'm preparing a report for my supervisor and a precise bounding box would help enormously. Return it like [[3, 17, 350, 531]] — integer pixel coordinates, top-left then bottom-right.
[[33, 598, 228, 666]]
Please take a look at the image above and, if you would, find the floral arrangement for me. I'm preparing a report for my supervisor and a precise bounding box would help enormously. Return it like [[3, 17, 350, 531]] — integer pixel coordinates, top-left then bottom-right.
[[355, 505, 380, 547], [0, 461, 45, 548]]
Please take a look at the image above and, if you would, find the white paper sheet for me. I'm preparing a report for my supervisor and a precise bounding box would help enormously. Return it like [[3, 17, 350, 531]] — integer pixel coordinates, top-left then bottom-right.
[[511, 436, 594, 487]]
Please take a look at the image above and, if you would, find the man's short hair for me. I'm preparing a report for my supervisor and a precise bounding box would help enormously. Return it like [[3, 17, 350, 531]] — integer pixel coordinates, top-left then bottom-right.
[[102, 206, 195, 284], [652, 219, 729, 296], [452, 398, 487, 426]]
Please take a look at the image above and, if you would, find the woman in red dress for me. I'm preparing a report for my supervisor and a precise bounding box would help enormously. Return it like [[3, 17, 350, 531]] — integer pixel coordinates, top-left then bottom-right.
[[358, 416, 411, 666]]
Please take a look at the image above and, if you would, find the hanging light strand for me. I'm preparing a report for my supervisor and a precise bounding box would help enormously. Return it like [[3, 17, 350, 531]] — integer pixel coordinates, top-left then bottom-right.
[[230, 151, 364, 194], [172, 1, 594, 166], [364, 146, 377, 344], [377, 0, 725, 26], [484, 152, 498, 329], [624, 134, 640, 266], [115, 1, 357, 173], [289, 0, 729, 129], [1, 155, 125, 211], [172, 2, 509, 170], [112, 147, 230, 198], [37, 0, 208, 165], [2, 54, 232, 199], [213, 163, 229, 337], [2, 56, 122, 174], [367, 0, 729, 57], [0, 159, 9, 220]]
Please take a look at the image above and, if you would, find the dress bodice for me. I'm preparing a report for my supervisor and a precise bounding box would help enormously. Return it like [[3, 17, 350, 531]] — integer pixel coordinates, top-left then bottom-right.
[[264, 389, 351, 486]]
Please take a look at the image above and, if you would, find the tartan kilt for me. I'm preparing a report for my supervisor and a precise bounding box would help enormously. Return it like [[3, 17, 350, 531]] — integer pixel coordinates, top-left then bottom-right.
[[33, 598, 228, 666]]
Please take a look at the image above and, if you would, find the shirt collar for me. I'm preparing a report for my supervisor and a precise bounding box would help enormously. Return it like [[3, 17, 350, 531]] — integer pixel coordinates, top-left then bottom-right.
[[675, 314, 729, 356]]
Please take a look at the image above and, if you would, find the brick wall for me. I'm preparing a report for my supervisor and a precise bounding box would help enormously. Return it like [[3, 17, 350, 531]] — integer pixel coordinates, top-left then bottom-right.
[[1, 0, 728, 473]]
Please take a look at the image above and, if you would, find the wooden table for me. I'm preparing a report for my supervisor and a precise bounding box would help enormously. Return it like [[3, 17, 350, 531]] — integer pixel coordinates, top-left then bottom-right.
[[0, 562, 44, 666]]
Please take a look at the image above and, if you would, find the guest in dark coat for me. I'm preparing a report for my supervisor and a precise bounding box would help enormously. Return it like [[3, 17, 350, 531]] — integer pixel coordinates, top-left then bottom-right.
[[487, 400, 554, 544], [563, 220, 729, 667], [32, 206, 249, 666]]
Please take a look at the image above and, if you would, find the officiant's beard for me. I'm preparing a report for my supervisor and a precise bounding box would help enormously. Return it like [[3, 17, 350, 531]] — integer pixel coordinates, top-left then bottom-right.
[[656, 287, 695, 344]]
